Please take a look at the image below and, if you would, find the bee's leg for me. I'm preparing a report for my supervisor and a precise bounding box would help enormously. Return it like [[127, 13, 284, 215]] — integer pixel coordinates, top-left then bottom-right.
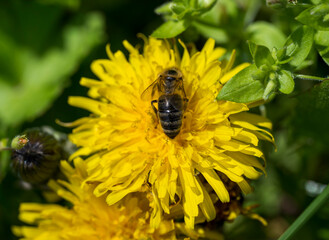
[[183, 98, 189, 111], [151, 100, 158, 115], [183, 98, 189, 119], [151, 100, 159, 128]]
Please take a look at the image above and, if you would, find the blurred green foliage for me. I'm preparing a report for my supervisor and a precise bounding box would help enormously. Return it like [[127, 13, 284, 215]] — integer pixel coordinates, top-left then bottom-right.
[[1, 0, 329, 239], [0, 1, 104, 130], [0, 12, 105, 127]]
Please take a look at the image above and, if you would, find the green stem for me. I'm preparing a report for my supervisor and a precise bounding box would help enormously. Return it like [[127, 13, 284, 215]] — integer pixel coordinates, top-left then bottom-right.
[[293, 74, 329, 82], [0, 147, 14, 152], [278, 184, 329, 240]]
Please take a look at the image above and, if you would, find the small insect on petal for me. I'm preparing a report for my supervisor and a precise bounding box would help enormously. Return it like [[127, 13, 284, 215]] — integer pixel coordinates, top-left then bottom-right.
[[11, 135, 29, 150]]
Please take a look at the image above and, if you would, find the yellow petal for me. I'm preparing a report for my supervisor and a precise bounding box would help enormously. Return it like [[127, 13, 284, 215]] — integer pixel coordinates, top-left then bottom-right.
[[230, 114, 274, 143], [106, 170, 147, 205], [232, 128, 259, 146], [197, 167, 229, 203], [233, 112, 272, 129], [222, 49, 236, 74], [178, 168, 202, 219], [68, 96, 103, 115], [226, 152, 265, 174], [197, 178, 216, 221], [178, 39, 190, 69], [237, 179, 253, 194]]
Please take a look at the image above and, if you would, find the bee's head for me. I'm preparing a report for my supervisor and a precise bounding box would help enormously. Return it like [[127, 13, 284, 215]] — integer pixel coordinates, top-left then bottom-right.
[[161, 68, 182, 82], [166, 69, 178, 76]]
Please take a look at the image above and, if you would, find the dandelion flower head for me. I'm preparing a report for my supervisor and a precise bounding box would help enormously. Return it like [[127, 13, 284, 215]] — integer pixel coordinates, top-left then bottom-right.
[[67, 37, 274, 228], [13, 158, 176, 240]]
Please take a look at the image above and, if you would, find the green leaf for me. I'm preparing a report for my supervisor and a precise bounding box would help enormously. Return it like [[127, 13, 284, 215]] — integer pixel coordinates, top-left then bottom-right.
[[0, 13, 105, 127], [171, 2, 188, 18], [151, 19, 191, 38], [217, 64, 265, 103], [263, 78, 278, 100], [311, 0, 323, 5], [248, 41, 275, 69], [296, 3, 329, 31], [266, 0, 285, 8], [155, 2, 172, 15], [193, 21, 228, 43], [278, 70, 295, 94], [196, 0, 217, 13], [283, 25, 315, 67], [246, 21, 286, 50], [315, 30, 329, 66], [197, 0, 221, 26], [275, 47, 293, 64], [198, 1, 221, 26], [156, 0, 217, 21]]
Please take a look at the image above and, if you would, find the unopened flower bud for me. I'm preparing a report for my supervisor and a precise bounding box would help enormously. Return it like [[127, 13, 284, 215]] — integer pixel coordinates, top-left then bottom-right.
[[11, 128, 67, 184]]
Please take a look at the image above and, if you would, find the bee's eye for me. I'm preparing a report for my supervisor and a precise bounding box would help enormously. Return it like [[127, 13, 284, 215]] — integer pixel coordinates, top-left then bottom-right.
[[165, 76, 176, 81]]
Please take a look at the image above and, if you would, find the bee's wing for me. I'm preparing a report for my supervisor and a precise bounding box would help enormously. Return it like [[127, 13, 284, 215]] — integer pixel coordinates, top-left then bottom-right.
[[175, 79, 188, 110], [141, 78, 160, 101], [175, 79, 187, 99]]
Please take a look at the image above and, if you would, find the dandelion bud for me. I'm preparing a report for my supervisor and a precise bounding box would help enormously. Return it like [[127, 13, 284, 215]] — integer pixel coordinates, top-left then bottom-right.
[[11, 128, 66, 184]]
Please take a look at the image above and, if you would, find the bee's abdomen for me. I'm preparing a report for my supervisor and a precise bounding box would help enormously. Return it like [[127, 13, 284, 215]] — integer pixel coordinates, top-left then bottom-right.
[[158, 94, 183, 139]]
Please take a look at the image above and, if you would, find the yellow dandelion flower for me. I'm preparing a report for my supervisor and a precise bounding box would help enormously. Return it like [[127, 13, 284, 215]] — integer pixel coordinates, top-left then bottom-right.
[[66, 37, 274, 228], [212, 173, 267, 226], [12, 159, 176, 240]]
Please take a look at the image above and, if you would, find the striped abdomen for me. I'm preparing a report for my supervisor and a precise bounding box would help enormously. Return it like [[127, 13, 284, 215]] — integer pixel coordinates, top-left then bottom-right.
[[158, 94, 183, 139]]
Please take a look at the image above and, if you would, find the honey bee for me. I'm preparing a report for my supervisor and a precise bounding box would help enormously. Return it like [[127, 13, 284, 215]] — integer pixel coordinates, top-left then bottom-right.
[[142, 68, 188, 139]]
